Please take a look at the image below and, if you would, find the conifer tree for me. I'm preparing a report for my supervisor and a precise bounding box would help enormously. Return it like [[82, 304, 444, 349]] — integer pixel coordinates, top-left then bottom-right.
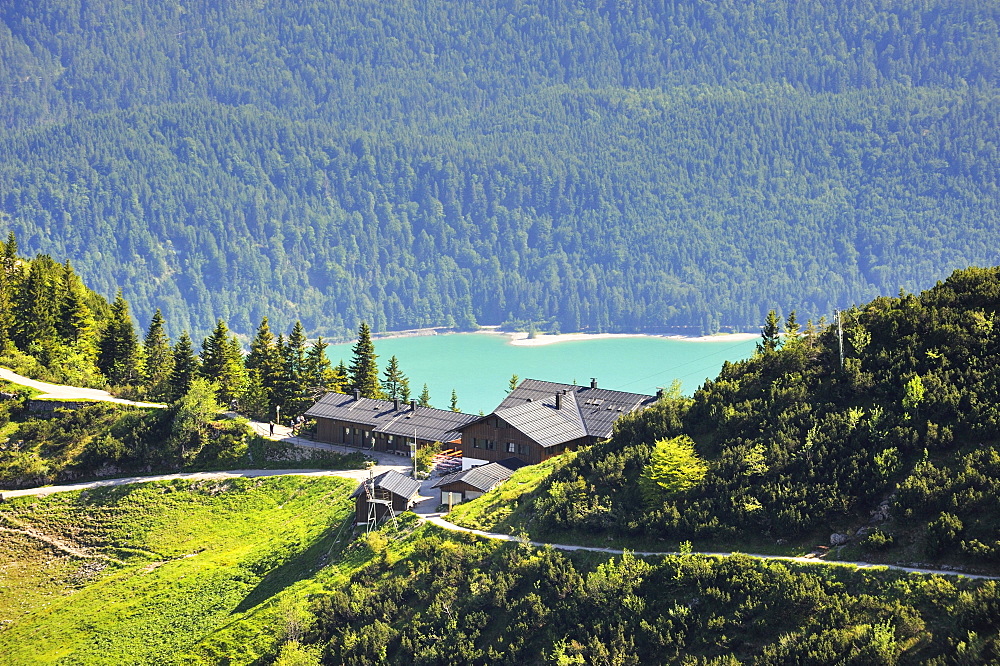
[[241, 368, 270, 420], [756, 309, 782, 354], [169, 331, 199, 401], [200, 319, 232, 382], [142, 309, 173, 400], [57, 261, 94, 344], [450, 389, 460, 412], [382, 355, 410, 401], [418, 383, 432, 408], [305, 337, 340, 394], [0, 233, 17, 350], [98, 289, 140, 385], [287, 320, 308, 388], [246, 317, 281, 404], [348, 322, 383, 398], [507, 374, 520, 394], [12, 255, 59, 352], [332, 359, 349, 393]]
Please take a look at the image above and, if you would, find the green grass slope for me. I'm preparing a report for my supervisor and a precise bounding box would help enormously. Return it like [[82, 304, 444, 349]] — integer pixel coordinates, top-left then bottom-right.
[[0, 476, 356, 665]]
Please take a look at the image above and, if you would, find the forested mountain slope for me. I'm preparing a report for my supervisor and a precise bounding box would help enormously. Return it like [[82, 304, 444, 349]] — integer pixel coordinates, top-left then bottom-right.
[[1, 0, 998, 338], [474, 266, 1000, 572]]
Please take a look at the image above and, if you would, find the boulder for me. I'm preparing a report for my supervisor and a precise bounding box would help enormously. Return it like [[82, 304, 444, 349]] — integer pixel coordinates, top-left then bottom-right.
[[830, 533, 850, 546]]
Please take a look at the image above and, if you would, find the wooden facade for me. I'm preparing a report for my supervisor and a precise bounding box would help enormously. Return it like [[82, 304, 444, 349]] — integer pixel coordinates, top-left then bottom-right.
[[460, 415, 583, 465]]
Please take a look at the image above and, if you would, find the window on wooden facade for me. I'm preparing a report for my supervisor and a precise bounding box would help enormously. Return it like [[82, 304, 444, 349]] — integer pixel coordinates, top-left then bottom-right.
[[473, 437, 481, 448], [507, 442, 516, 453], [517, 443, 529, 455], [485, 439, 495, 450]]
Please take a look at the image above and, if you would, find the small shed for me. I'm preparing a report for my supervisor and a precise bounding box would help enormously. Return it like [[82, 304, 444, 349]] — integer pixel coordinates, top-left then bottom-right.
[[431, 458, 527, 504], [351, 470, 422, 526]]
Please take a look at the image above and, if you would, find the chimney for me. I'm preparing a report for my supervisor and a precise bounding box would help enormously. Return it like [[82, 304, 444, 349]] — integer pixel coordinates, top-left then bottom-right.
[[393, 398, 400, 411], [410, 399, 417, 411], [555, 392, 562, 410], [353, 389, 361, 401], [590, 378, 597, 389]]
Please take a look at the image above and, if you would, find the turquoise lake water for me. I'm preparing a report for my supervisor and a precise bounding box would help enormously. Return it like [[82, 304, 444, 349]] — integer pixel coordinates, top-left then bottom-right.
[[327, 333, 758, 415]]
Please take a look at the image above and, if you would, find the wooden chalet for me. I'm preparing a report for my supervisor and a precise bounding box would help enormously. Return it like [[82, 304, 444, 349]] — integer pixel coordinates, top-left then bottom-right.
[[305, 390, 479, 454], [431, 458, 527, 504], [351, 470, 422, 526], [460, 378, 658, 466]]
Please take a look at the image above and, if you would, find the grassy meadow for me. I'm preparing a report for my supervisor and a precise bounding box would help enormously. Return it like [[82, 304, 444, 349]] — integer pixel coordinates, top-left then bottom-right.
[[0, 476, 359, 665]]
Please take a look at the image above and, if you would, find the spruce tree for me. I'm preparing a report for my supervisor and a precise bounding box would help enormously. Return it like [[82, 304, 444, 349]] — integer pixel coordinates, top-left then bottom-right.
[[57, 261, 94, 344], [200, 319, 231, 382], [756, 309, 782, 355], [169, 331, 199, 400], [304, 337, 336, 393], [287, 320, 308, 388], [12, 256, 59, 352], [382, 355, 410, 400], [418, 383, 432, 408], [98, 289, 140, 385], [246, 316, 280, 403], [142, 309, 173, 400], [507, 373, 520, 394], [332, 360, 349, 394], [450, 389, 460, 412], [0, 233, 17, 350], [348, 322, 382, 398]]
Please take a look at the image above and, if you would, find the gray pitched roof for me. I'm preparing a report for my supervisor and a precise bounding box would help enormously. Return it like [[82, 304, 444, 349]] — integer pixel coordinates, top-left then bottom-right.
[[351, 470, 421, 500], [473, 378, 657, 447], [432, 460, 521, 493], [305, 392, 479, 443]]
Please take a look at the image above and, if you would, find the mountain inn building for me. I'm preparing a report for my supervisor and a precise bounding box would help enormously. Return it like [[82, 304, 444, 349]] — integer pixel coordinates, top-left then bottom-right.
[[305, 379, 658, 468]]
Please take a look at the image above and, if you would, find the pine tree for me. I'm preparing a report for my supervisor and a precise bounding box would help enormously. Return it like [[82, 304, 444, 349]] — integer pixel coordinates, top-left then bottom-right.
[[450, 389, 459, 412], [418, 383, 432, 408], [142, 309, 173, 400], [169, 331, 199, 401], [382, 355, 410, 400], [98, 289, 140, 385], [348, 322, 382, 398]]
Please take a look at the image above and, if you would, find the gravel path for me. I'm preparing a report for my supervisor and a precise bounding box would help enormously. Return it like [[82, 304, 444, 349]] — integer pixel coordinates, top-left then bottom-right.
[[422, 516, 1000, 581], [0, 367, 165, 409]]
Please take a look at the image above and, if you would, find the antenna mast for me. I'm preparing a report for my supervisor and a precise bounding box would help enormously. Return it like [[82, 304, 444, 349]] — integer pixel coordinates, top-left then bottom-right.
[[836, 309, 844, 369]]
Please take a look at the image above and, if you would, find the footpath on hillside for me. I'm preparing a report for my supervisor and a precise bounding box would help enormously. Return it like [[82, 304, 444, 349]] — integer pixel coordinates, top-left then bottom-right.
[[0, 367, 165, 409]]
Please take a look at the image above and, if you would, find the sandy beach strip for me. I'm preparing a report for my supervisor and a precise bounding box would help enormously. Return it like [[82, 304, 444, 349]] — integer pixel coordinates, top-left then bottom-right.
[[505, 331, 759, 347]]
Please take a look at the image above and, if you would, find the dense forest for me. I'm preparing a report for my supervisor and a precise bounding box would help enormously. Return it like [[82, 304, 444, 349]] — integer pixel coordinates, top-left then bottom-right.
[[1, 0, 998, 338], [480, 266, 1000, 571], [289, 528, 1000, 664]]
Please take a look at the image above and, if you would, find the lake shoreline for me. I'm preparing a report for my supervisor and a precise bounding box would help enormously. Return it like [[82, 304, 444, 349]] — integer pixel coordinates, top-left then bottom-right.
[[366, 326, 758, 347]]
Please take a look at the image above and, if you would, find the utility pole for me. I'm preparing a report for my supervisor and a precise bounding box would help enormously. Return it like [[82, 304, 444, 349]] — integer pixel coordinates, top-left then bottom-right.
[[836, 309, 844, 369]]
